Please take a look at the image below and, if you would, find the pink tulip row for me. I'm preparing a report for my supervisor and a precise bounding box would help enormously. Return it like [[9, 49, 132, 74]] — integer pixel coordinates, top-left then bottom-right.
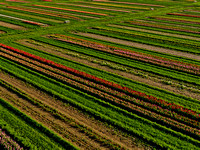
[[128, 20, 200, 34], [32, 4, 108, 16], [151, 16, 200, 25], [49, 34, 200, 75], [0, 43, 199, 120], [1, 46, 199, 129], [0, 129, 24, 150], [167, 13, 200, 18], [1, 47, 199, 137]]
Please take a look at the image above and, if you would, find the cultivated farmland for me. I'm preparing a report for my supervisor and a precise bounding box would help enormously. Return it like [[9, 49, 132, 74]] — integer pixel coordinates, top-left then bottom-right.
[[0, 0, 200, 149]]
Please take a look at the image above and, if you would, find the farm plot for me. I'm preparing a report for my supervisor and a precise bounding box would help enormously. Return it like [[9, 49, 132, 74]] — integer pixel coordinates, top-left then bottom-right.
[[0, 0, 200, 149]]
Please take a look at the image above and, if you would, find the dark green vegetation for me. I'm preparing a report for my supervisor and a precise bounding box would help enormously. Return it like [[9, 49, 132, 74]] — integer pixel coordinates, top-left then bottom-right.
[[0, 0, 200, 149]]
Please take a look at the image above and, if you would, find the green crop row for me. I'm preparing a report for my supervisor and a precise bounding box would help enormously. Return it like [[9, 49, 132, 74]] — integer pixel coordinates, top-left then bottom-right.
[[87, 26, 200, 54], [0, 55, 200, 149], [67, 32, 200, 65], [10, 41, 200, 112], [115, 21, 200, 39], [0, 8, 58, 26], [0, 15, 38, 29], [30, 5, 107, 18], [83, 27, 200, 54], [0, 96, 77, 150]]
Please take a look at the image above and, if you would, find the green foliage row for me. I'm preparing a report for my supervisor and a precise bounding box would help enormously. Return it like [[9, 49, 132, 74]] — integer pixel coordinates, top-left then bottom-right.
[[0, 55, 200, 149], [10, 41, 200, 112], [0, 96, 77, 150]]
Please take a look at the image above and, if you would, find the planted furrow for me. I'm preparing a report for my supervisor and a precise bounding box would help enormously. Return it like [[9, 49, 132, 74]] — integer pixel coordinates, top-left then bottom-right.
[[6, 6, 82, 21], [1, 45, 200, 140], [48, 34, 200, 75]]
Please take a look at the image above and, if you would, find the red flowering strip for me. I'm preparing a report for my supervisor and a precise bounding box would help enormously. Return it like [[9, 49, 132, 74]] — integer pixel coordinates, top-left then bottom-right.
[[55, 3, 131, 13], [32, 4, 108, 16], [48, 34, 200, 75], [127, 20, 200, 34], [92, 0, 165, 7], [22, 20, 44, 26], [0, 43, 199, 120], [1, 46, 199, 129], [0, 129, 24, 150], [150, 16, 200, 25], [6, 6, 82, 21], [0, 47, 199, 137], [167, 13, 200, 18]]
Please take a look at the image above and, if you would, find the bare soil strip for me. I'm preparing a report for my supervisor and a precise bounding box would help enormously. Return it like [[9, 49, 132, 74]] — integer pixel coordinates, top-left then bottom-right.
[[0, 71, 144, 150], [0, 30, 6, 34], [18, 39, 200, 100], [0, 21, 26, 30], [76, 32, 200, 60], [109, 24, 200, 41]]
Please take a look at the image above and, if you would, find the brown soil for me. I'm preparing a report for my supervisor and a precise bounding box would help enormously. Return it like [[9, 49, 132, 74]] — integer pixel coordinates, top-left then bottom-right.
[[18, 39, 200, 100], [0, 21, 26, 30], [109, 24, 200, 41], [76, 32, 200, 61], [0, 30, 6, 34], [0, 71, 145, 150]]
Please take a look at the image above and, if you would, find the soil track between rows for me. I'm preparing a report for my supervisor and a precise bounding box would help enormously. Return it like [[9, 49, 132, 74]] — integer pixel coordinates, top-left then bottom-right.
[[0, 71, 143, 150], [18, 39, 200, 100], [0, 21, 26, 30], [76, 32, 200, 60]]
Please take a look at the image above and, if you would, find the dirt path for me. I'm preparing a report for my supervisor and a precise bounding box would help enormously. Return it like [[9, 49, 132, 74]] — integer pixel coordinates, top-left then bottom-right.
[[109, 24, 200, 41], [76, 32, 200, 60], [0, 71, 143, 150], [18, 39, 200, 100], [0, 21, 26, 30], [0, 30, 5, 34]]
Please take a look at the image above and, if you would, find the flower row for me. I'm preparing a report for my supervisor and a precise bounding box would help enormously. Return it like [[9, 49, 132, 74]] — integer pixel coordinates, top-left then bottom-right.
[[127, 20, 200, 34], [2, 46, 199, 128], [32, 4, 108, 16], [6, 6, 82, 21], [1, 48, 199, 138], [0, 43, 199, 120], [92, 0, 165, 7], [0, 129, 24, 150], [167, 13, 200, 18], [49, 34, 200, 75], [150, 16, 200, 25]]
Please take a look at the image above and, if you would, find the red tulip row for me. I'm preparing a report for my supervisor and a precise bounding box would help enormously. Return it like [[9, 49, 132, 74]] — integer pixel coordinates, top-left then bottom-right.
[[1, 47, 199, 138], [22, 20, 45, 26], [92, 0, 165, 7], [32, 4, 108, 16], [0, 43, 199, 121], [150, 16, 200, 25], [167, 13, 200, 18], [6, 6, 82, 21], [1, 46, 199, 129], [127, 20, 200, 34], [48, 34, 200, 75]]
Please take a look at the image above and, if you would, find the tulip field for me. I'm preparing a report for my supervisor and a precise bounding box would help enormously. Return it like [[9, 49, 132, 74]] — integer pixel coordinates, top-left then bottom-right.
[[0, 0, 200, 149]]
